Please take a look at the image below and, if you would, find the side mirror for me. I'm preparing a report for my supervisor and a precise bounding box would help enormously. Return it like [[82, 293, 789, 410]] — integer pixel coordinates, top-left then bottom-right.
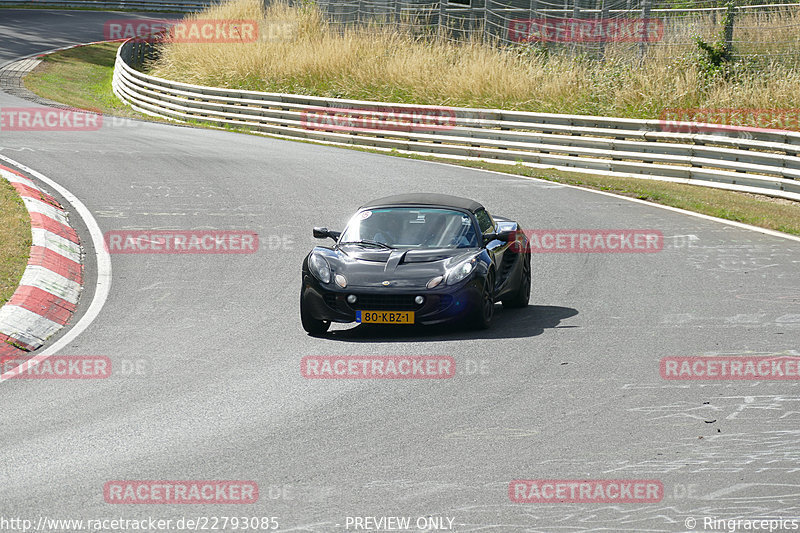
[[313, 227, 340, 242], [496, 230, 516, 242], [484, 230, 515, 244]]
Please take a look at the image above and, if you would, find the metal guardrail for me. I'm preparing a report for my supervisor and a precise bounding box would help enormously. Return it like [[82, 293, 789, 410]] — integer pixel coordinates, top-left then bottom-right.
[[112, 38, 800, 201], [0, 0, 213, 11]]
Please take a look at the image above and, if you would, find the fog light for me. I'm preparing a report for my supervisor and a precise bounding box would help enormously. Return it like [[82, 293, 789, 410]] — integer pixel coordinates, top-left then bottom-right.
[[347, 294, 357, 304], [414, 295, 425, 305]]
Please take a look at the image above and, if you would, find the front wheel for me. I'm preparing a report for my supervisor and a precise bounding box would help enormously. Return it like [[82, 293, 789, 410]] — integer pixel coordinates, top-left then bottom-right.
[[300, 290, 330, 335], [469, 272, 495, 330]]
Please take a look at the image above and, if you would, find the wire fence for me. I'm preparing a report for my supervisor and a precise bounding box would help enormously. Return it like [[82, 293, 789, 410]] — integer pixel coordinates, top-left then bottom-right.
[[271, 0, 800, 60]]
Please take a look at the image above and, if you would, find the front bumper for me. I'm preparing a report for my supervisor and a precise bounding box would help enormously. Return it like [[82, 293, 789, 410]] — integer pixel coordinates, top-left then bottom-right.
[[301, 274, 481, 325]]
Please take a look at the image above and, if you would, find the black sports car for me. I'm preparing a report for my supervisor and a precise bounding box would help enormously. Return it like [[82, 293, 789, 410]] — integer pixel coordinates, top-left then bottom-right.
[[300, 194, 531, 335]]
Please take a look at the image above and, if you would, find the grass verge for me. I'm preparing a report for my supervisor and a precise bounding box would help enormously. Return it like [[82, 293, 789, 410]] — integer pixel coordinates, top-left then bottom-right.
[[24, 42, 147, 119], [23, 42, 800, 236], [0, 178, 31, 306]]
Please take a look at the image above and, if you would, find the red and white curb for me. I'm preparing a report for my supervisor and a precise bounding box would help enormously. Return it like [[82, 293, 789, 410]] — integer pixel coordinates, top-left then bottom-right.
[[0, 164, 83, 355]]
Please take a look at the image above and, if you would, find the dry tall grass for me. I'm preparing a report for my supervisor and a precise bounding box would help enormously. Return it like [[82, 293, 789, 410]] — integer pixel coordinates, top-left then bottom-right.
[[149, 0, 800, 121]]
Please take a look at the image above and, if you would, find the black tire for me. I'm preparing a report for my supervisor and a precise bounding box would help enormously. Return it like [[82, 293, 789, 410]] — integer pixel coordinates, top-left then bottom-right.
[[502, 252, 531, 309], [300, 290, 330, 335], [469, 271, 495, 329]]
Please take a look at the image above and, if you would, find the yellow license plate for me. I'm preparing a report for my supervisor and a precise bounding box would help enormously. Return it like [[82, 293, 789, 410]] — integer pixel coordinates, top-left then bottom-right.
[[356, 310, 414, 324]]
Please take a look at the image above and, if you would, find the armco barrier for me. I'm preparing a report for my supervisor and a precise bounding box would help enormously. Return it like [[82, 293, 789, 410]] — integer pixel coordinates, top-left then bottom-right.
[[112, 39, 800, 201]]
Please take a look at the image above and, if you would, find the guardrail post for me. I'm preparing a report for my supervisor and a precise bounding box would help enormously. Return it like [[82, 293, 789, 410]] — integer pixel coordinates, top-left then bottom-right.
[[331, 0, 341, 31], [598, 0, 608, 59], [439, 0, 446, 38], [639, 0, 651, 59], [524, 0, 537, 48], [571, 0, 581, 54], [723, 1, 736, 54], [483, 0, 490, 42]]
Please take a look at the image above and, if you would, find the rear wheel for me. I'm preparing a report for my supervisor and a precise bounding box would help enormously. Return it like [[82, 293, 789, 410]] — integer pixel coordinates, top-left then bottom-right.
[[502, 252, 530, 309], [300, 290, 330, 335], [469, 272, 495, 329]]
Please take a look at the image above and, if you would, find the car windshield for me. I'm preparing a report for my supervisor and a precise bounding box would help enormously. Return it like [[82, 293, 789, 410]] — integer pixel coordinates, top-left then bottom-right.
[[339, 207, 480, 249]]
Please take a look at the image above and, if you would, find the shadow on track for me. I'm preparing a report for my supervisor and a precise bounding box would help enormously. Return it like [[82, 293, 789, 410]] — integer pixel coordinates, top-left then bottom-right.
[[323, 304, 578, 342]]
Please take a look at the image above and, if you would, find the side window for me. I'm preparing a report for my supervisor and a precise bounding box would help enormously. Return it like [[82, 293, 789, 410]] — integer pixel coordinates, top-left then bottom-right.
[[474, 209, 494, 234]]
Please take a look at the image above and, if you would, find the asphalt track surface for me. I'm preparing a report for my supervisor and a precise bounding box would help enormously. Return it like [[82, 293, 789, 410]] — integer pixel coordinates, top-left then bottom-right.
[[0, 10, 799, 533]]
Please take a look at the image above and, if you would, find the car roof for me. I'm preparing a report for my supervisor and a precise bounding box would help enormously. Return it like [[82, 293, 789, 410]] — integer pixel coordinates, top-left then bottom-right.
[[360, 194, 484, 213]]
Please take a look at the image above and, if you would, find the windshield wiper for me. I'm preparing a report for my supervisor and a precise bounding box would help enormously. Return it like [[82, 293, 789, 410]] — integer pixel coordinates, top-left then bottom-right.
[[339, 239, 395, 249]]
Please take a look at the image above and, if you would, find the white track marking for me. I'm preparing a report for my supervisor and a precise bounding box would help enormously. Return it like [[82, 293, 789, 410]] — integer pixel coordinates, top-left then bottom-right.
[[0, 154, 112, 383]]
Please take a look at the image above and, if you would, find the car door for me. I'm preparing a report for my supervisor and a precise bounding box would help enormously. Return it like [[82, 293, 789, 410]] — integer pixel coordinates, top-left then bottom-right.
[[475, 208, 508, 291], [475, 209, 517, 294]]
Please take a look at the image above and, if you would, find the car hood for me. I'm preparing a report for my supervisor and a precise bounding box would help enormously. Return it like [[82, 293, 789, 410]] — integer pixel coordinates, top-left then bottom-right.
[[313, 246, 479, 289]]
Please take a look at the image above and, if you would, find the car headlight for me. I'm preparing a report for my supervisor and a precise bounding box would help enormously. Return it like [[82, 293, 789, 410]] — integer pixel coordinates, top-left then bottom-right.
[[335, 274, 347, 288], [446, 258, 476, 285], [308, 253, 332, 284]]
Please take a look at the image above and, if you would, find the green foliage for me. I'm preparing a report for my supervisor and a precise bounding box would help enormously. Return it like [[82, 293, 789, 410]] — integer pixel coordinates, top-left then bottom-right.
[[695, 1, 736, 79]]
